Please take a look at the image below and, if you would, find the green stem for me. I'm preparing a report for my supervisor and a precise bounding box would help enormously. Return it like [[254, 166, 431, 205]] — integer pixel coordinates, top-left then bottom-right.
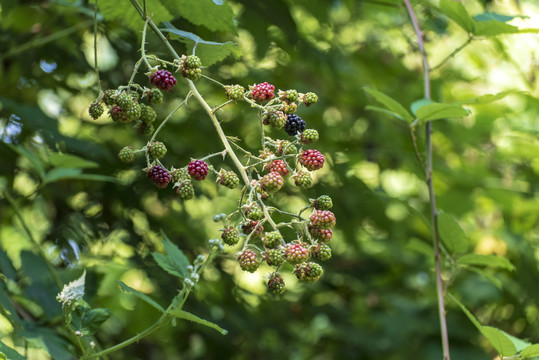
[[3, 191, 63, 289], [431, 36, 473, 72], [0, 20, 94, 62]]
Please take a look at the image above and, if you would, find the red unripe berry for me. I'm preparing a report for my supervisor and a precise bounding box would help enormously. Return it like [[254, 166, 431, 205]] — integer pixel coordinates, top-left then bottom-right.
[[188, 160, 209, 181]]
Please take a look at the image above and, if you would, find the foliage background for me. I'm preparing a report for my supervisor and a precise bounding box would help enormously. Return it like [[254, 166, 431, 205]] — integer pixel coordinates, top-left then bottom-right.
[[1, 0, 539, 359]]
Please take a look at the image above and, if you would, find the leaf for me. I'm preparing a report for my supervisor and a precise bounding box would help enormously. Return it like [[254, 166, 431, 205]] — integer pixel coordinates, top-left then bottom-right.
[[160, 0, 236, 34], [439, 0, 474, 33], [457, 254, 515, 271], [6, 143, 46, 179], [481, 326, 517, 357], [364, 105, 406, 121], [473, 12, 518, 23], [48, 152, 98, 169], [522, 344, 539, 358], [456, 90, 526, 105], [416, 102, 468, 122], [448, 293, 482, 331], [0, 340, 26, 360], [437, 211, 469, 253], [500, 330, 531, 352], [169, 309, 228, 335], [70, 305, 111, 335], [410, 98, 433, 115], [97, 0, 172, 31], [363, 88, 413, 123], [468, 267, 502, 289], [161, 23, 241, 66], [151, 233, 190, 279], [116, 281, 165, 313], [473, 20, 518, 37], [57, 271, 85, 306]]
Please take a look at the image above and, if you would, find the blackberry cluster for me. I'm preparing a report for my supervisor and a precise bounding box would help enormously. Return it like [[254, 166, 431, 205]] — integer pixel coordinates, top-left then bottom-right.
[[276, 140, 297, 155], [225, 85, 245, 102], [237, 250, 259, 272], [313, 195, 333, 210], [118, 146, 135, 163], [241, 220, 264, 238], [293, 262, 323, 282], [264, 110, 287, 129], [180, 55, 202, 81], [279, 89, 299, 103], [284, 114, 306, 136], [147, 165, 171, 188], [263, 231, 283, 248], [267, 273, 286, 295], [284, 243, 310, 264], [221, 227, 241, 246], [309, 227, 333, 243], [260, 171, 284, 193], [264, 159, 289, 177], [244, 204, 263, 221], [301, 129, 319, 144], [188, 160, 208, 181], [176, 181, 195, 200], [89, 103, 104, 120], [265, 248, 285, 267], [251, 82, 275, 102], [299, 149, 325, 171], [150, 69, 177, 91], [146, 89, 164, 104], [219, 170, 240, 189], [310, 210, 336, 229], [303, 92, 318, 106], [148, 141, 167, 159], [294, 171, 313, 189], [311, 244, 332, 261]]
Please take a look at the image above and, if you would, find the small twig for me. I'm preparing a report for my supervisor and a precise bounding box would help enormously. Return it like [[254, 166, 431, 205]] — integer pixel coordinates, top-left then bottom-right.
[[431, 36, 473, 72]]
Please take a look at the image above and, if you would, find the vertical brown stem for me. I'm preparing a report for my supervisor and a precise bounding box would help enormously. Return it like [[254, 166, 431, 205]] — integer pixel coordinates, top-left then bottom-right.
[[403, 1, 451, 359]]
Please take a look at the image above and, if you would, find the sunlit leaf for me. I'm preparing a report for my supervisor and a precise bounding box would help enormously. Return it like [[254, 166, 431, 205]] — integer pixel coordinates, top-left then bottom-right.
[[481, 326, 517, 357], [474, 20, 518, 36], [473, 12, 518, 23], [501, 331, 531, 352], [410, 98, 433, 115], [57, 271, 85, 306], [457, 254, 515, 271], [97, 0, 172, 31], [522, 344, 539, 358], [116, 281, 165, 313], [160, 0, 236, 34], [365, 105, 406, 121], [456, 90, 526, 104], [169, 309, 228, 335], [438, 211, 469, 253], [416, 103, 468, 122], [439, 0, 474, 33], [363, 88, 413, 123]]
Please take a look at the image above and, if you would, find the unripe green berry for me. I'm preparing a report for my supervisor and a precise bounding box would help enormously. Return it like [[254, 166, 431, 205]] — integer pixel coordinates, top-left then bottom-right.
[[147, 89, 164, 104], [148, 141, 167, 159], [185, 55, 202, 69], [265, 248, 285, 267], [294, 171, 313, 189], [225, 85, 245, 102], [267, 273, 286, 295], [312, 195, 333, 210], [140, 104, 157, 123], [311, 244, 332, 261], [116, 92, 133, 109], [280, 89, 299, 102], [219, 170, 240, 189], [170, 167, 189, 183], [138, 121, 154, 136], [263, 231, 283, 249], [88, 102, 104, 120], [102, 89, 117, 106], [237, 249, 259, 272], [118, 146, 135, 163], [300, 129, 319, 144], [244, 203, 263, 221], [221, 227, 241, 246], [176, 181, 195, 200], [264, 110, 287, 129], [125, 102, 142, 121], [303, 92, 318, 106], [293, 262, 323, 282]]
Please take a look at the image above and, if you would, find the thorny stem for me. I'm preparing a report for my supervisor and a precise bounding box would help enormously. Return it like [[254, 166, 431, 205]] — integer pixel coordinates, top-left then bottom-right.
[[403, 1, 451, 360]]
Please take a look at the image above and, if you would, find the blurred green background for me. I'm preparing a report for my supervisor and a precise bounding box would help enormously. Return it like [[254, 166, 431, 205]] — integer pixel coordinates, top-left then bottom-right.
[[1, 0, 539, 359]]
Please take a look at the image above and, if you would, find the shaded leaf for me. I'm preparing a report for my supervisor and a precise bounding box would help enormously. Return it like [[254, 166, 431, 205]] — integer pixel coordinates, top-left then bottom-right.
[[363, 88, 413, 123], [522, 344, 539, 358], [416, 103, 468, 122], [160, 0, 236, 34], [481, 326, 517, 357], [474, 12, 518, 23], [438, 211, 469, 253], [70, 305, 111, 335], [439, 0, 474, 33], [151, 233, 190, 279], [97, 0, 172, 31], [448, 293, 482, 330], [469, 267, 502, 289], [6, 143, 46, 179], [169, 309, 228, 335], [44, 168, 121, 184], [116, 280, 165, 313], [48, 152, 98, 169], [0, 340, 25, 360], [457, 254, 515, 271]]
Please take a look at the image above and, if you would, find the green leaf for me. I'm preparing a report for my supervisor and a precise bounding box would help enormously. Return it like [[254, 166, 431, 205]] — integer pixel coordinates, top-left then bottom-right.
[[48, 152, 98, 169], [161, 23, 241, 66], [474, 12, 518, 23], [169, 309, 228, 335], [97, 0, 172, 31], [439, 0, 474, 33], [437, 211, 469, 253], [410, 98, 433, 115], [448, 293, 482, 331], [151, 233, 190, 279], [363, 88, 413, 123], [0, 340, 26, 360], [6, 143, 46, 179], [70, 306, 110, 335], [522, 344, 539, 358], [416, 102, 468, 122], [116, 281, 165, 313], [473, 20, 518, 36], [364, 105, 406, 121], [160, 0, 236, 34], [456, 90, 525, 105], [457, 254, 515, 271], [481, 326, 517, 357], [501, 331, 531, 352]]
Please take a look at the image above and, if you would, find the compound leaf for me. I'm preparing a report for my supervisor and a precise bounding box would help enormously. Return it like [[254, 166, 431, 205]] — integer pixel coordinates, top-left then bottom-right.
[[151, 233, 190, 279]]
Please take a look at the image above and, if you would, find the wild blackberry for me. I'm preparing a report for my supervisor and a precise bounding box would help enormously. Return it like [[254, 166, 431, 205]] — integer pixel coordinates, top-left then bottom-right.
[[219, 170, 240, 189], [241, 220, 264, 238], [244, 203, 263, 221], [221, 227, 240, 246], [308, 226, 333, 243], [303, 92, 318, 106], [185, 55, 202, 69], [125, 102, 142, 121], [170, 167, 189, 183], [300, 129, 319, 144], [264, 159, 290, 177], [265, 248, 285, 267], [293, 262, 323, 282], [281, 102, 297, 114], [311, 244, 332, 261], [284, 243, 310, 264], [188, 160, 208, 181], [138, 121, 154, 136], [102, 89, 117, 106], [109, 105, 129, 123], [176, 180, 195, 200], [251, 82, 275, 102], [118, 146, 135, 163], [260, 171, 284, 193], [276, 140, 297, 155], [299, 149, 325, 171], [279, 89, 299, 103], [88, 102, 104, 120], [140, 104, 157, 123], [284, 114, 306, 136], [150, 69, 177, 91], [294, 171, 313, 189], [312, 195, 333, 210], [310, 210, 336, 229], [148, 141, 167, 159], [147, 88, 164, 104], [263, 231, 283, 249], [237, 250, 259, 272], [116, 92, 133, 109], [147, 165, 171, 188], [225, 85, 245, 102], [264, 110, 287, 129], [267, 273, 285, 295]]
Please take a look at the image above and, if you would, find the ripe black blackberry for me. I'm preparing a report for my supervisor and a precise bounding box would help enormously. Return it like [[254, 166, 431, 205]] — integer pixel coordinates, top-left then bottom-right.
[[147, 165, 171, 188], [284, 114, 306, 136], [150, 69, 177, 91]]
